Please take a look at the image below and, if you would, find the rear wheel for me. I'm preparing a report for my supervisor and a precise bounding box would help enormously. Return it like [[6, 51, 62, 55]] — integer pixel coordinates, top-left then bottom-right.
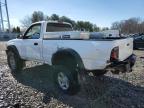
[[7, 50, 25, 73], [53, 65, 80, 95]]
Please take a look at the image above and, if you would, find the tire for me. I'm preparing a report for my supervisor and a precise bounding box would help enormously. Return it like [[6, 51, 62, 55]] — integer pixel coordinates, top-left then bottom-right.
[[133, 47, 138, 50], [7, 50, 25, 73], [133, 44, 138, 50], [92, 70, 107, 76], [53, 65, 80, 95]]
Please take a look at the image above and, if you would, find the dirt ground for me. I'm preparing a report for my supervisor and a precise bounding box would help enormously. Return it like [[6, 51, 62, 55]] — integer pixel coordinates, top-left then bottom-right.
[[0, 41, 144, 108]]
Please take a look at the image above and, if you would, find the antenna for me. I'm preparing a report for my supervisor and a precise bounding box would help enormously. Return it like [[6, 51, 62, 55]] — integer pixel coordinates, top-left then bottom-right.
[[0, 0, 10, 32]]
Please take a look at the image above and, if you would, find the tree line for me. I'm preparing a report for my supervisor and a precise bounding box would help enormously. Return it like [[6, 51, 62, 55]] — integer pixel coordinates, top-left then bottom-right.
[[21, 11, 104, 32], [111, 18, 144, 34], [12, 26, 21, 33], [13, 11, 144, 35]]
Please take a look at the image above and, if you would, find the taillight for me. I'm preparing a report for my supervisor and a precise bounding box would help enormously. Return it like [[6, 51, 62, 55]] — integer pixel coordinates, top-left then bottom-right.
[[110, 46, 119, 62]]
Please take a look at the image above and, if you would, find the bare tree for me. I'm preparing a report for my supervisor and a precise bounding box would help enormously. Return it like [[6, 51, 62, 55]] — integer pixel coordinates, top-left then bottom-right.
[[20, 16, 32, 28], [111, 17, 144, 34], [111, 22, 120, 30]]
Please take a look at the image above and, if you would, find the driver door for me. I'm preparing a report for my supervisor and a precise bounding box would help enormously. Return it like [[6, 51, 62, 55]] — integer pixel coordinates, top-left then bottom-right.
[[22, 23, 42, 61]]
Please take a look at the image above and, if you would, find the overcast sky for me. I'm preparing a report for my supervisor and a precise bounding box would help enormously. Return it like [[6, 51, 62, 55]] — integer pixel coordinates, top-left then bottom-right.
[[4, 0, 144, 27]]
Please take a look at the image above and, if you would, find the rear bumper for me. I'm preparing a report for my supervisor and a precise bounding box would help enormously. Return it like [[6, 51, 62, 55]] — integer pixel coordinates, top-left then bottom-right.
[[105, 54, 136, 74]]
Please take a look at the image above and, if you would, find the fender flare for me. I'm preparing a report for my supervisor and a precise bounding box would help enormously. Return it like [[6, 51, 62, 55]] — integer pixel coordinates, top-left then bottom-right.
[[6, 45, 21, 58], [52, 49, 85, 70]]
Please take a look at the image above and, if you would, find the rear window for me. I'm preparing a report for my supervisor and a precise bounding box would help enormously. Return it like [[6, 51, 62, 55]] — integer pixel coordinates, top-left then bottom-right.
[[46, 23, 73, 32]]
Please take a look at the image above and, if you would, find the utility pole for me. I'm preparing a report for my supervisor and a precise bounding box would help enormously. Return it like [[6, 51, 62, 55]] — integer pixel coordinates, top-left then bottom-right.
[[5, 0, 10, 31], [0, 0, 4, 31], [0, 0, 10, 32]]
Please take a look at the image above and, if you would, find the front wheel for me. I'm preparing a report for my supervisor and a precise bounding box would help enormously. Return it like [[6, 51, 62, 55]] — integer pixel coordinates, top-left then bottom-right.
[[53, 66, 80, 95], [7, 50, 25, 73]]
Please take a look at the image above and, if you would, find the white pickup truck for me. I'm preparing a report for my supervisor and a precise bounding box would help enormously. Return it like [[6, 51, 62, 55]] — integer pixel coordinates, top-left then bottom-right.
[[6, 21, 136, 94]]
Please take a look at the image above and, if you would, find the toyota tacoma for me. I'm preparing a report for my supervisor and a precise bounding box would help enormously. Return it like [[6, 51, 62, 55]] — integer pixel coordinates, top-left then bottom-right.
[[6, 21, 136, 94]]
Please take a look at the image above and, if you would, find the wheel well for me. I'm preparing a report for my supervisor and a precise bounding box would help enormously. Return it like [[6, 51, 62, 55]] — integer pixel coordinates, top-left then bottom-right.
[[52, 49, 84, 70]]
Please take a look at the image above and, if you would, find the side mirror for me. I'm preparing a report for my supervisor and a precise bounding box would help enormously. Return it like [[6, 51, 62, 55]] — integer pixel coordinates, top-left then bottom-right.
[[17, 34, 23, 39]]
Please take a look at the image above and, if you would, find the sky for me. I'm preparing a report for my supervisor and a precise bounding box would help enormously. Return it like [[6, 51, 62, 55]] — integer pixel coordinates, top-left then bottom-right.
[[3, 0, 144, 28]]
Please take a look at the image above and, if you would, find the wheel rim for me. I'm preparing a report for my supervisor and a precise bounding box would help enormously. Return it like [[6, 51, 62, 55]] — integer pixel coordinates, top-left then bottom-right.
[[57, 72, 69, 90], [9, 53, 16, 70]]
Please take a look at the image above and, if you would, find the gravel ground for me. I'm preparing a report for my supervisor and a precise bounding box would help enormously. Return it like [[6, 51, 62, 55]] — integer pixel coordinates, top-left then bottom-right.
[[0, 41, 144, 108]]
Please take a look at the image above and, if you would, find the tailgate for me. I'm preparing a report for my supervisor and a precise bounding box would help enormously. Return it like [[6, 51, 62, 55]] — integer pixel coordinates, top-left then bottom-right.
[[115, 38, 133, 61]]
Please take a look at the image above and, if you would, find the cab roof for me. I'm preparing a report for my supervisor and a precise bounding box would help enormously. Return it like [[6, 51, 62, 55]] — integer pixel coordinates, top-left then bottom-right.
[[32, 21, 71, 26]]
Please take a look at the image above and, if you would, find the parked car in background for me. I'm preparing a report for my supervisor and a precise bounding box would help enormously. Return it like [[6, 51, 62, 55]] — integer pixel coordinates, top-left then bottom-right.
[[133, 35, 144, 49], [129, 33, 140, 38]]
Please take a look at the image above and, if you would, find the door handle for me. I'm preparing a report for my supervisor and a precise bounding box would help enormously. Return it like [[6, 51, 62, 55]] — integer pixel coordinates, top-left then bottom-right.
[[34, 43, 38, 46]]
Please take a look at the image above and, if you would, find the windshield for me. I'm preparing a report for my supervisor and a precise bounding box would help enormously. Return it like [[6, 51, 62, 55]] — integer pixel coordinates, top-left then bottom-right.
[[46, 23, 73, 32]]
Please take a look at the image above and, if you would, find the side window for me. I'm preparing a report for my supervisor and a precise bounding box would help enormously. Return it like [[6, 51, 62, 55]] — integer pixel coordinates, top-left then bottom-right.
[[24, 24, 41, 39], [46, 23, 73, 32]]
